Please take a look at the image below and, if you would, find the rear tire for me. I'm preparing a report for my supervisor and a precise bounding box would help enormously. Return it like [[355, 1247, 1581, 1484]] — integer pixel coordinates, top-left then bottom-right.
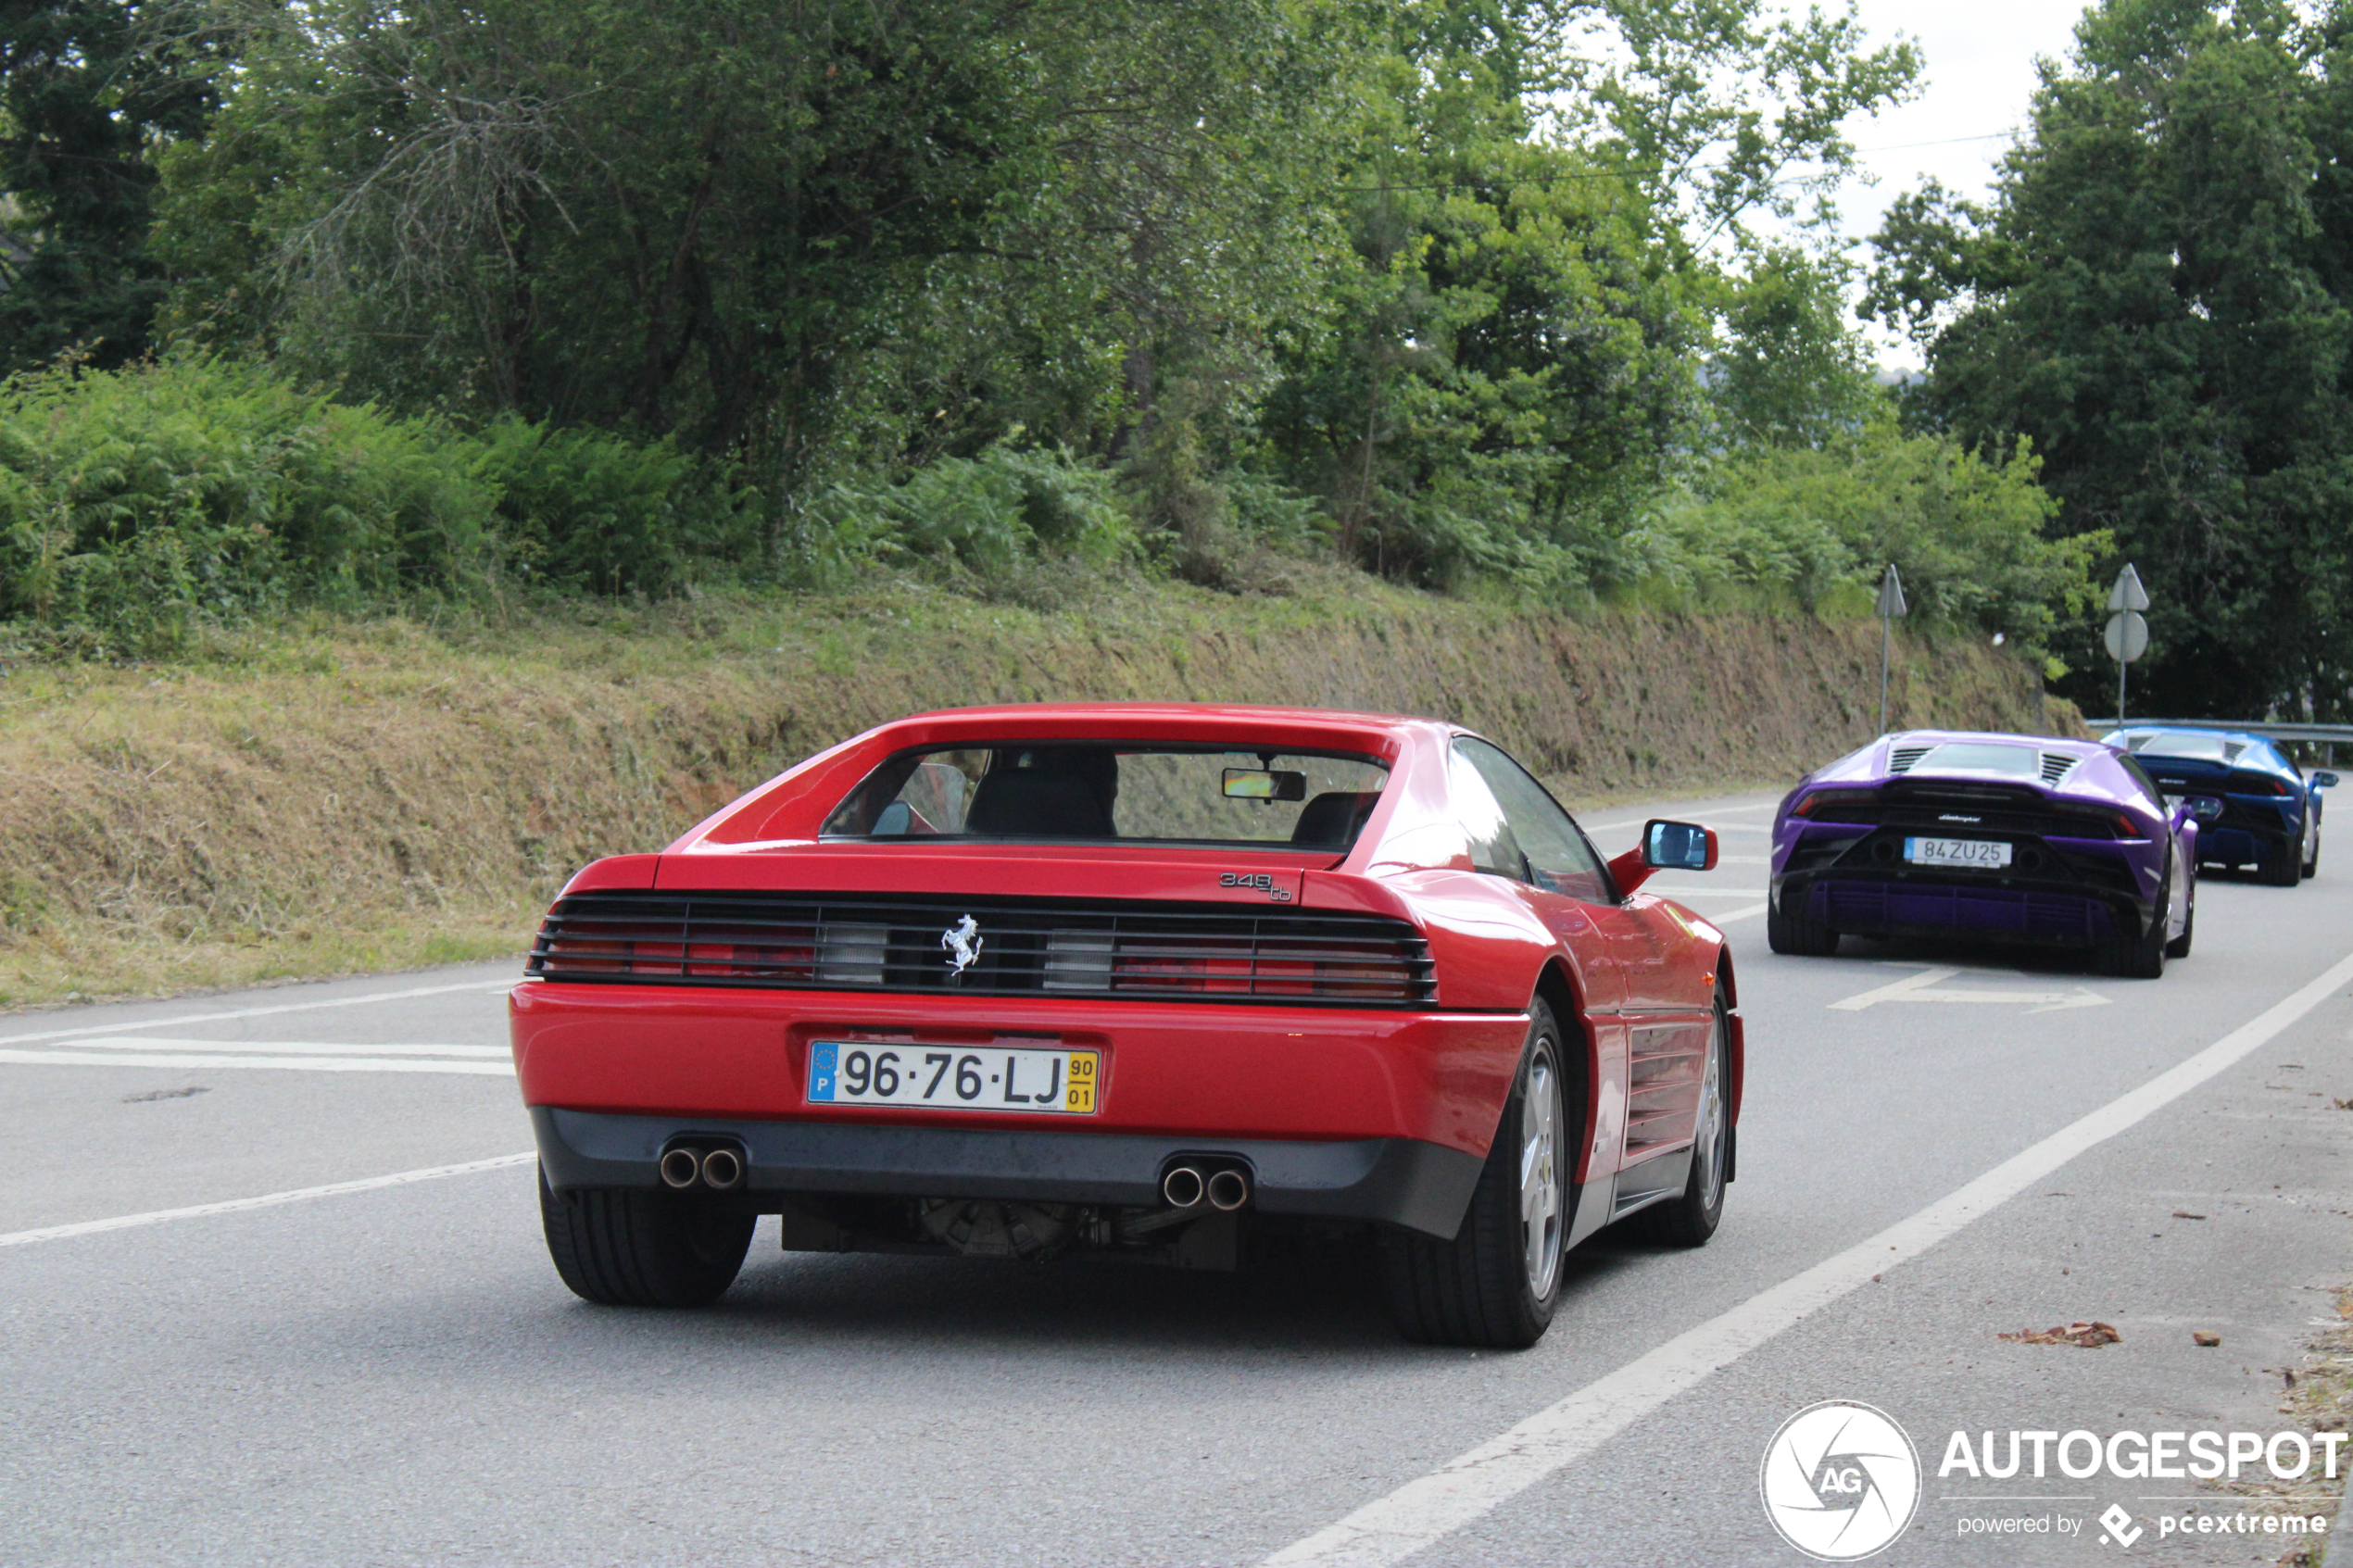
[[1637, 991, 1730, 1248], [1379, 1004, 1569, 1348], [2303, 814, 2321, 879], [539, 1166, 755, 1307], [2095, 880, 2169, 979], [2260, 843, 2302, 886], [1766, 894, 1840, 957], [2164, 901, 2194, 960]]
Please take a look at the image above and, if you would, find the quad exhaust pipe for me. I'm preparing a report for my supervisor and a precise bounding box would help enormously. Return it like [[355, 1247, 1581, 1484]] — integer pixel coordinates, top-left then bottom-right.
[[1161, 1163, 1250, 1211], [660, 1144, 746, 1192]]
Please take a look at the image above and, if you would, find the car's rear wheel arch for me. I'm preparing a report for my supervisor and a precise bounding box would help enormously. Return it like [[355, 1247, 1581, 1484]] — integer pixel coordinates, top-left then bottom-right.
[[1530, 960, 1596, 1185]]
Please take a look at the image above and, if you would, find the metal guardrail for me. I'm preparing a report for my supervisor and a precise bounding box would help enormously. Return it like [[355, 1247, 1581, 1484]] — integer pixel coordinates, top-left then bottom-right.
[[2089, 719, 2353, 746]]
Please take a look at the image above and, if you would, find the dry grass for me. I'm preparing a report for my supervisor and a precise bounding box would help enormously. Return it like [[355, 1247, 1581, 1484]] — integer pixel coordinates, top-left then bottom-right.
[[0, 570, 2069, 1009]]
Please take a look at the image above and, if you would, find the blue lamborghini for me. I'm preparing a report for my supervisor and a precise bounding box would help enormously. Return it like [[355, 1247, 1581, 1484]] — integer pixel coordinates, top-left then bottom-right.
[[2102, 726, 2337, 886]]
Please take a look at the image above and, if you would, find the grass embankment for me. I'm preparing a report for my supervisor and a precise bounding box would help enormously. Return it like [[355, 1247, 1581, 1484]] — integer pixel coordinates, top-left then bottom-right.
[[0, 569, 2077, 1008]]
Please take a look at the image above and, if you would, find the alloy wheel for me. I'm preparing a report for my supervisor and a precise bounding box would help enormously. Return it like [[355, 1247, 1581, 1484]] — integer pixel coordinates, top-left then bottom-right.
[[1519, 1044, 1565, 1298]]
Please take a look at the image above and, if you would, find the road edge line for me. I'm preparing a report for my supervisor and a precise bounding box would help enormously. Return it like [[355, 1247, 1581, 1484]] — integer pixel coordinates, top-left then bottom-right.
[[0, 1153, 537, 1250], [1263, 947, 2353, 1568]]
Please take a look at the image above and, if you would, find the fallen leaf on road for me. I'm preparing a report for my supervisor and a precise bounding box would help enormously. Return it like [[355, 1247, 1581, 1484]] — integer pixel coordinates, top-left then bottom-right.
[[2173, 1210, 2208, 1220], [2193, 1331, 2221, 1347], [2334, 1098, 2353, 1110], [2000, 1322, 2121, 1348]]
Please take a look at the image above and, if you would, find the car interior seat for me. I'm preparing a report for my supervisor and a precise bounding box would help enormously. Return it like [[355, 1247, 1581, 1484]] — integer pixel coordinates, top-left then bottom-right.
[[964, 770, 1116, 837], [1290, 790, 1382, 848]]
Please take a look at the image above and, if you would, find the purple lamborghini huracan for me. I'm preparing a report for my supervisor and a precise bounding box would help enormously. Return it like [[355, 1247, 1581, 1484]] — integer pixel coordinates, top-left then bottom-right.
[[1767, 730, 2214, 978]]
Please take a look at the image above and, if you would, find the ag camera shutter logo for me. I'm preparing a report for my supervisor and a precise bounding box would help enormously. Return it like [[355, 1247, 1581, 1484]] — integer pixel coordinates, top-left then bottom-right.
[[1759, 1400, 1922, 1561]]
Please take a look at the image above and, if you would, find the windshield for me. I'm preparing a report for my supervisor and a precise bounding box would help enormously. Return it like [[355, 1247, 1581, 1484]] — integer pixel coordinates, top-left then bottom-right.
[[821, 744, 1391, 850]]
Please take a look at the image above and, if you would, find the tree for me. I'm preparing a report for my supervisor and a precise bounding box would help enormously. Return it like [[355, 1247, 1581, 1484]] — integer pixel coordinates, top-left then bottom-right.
[[1868, 0, 2353, 721], [0, 0, 216, 370], [154, 0, 1361, 504]]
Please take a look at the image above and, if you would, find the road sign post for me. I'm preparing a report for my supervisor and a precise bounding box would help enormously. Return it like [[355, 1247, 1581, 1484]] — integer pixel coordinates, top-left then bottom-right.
[[2105, 564, 2150, 721], [1876, 564, 1907, 735]]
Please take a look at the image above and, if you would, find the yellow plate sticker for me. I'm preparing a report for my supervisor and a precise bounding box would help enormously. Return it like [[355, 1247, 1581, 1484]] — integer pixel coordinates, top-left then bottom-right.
[[1065, 1050, 1100, 1113]]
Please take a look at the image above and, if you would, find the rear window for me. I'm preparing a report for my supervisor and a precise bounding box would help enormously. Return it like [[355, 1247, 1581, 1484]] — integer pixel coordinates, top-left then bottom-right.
[[1913, 742, 2039, 777], [2115, 730, 2233, 762], [821, 744, 1390, 850]]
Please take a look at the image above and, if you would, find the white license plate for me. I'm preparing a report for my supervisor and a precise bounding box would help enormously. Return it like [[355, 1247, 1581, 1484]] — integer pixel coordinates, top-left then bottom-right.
[[1904, 836, 2013, 870], [807, 1042, 1099, 1114]]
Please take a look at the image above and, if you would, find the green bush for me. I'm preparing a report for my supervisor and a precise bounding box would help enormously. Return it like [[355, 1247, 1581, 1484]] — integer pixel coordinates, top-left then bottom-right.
[[1620, 419, 2106, 646], [471, 418, 761, 597], [813, 442, 1136, 579], [0, 356, 778, 654], [0, 356, 494, 653]]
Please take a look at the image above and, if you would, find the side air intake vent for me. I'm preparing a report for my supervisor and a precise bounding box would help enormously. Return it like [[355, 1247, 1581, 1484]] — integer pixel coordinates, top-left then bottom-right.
[[2039, 753, 2078, 785], [1888, 746, 1931, 773]]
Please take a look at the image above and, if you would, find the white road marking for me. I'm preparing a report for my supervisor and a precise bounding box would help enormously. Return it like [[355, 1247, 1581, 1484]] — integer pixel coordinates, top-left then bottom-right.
[[0, 977, 516, 1048], [0, 1153, 537, 1249], [1828, 966, 2109, 1013], [41, 1036, 510, 1059], [0, 1049, 513, 1075], [1711, 902, 1768, 923], [1262, 944, 2353, 1568]]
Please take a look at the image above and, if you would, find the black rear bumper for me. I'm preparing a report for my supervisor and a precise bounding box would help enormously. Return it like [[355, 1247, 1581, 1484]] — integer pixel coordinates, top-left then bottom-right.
[[529, 1106, 1484, 1239]]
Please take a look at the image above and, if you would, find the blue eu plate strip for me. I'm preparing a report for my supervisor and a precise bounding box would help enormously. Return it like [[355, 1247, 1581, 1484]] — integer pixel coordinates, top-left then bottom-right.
[[808, 1042, 838, 1102]]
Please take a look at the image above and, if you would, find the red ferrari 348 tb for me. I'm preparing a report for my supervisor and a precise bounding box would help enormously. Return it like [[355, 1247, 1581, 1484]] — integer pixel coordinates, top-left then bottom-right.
[[512, 704, 1742, 1347]]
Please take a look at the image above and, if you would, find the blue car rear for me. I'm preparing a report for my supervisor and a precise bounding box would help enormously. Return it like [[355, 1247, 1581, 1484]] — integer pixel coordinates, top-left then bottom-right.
[[2102, 727, 2334, 886]]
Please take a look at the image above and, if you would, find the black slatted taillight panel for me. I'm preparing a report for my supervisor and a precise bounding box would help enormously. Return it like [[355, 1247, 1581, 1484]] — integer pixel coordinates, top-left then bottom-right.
[[528, 893, 1436, 1007]]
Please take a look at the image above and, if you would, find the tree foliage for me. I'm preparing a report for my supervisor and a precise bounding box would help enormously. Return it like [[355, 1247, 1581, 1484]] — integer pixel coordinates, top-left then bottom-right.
[[1868, 0, 2353, 720], [0, 0, 2121, 665], [0, 0, 216, 370]]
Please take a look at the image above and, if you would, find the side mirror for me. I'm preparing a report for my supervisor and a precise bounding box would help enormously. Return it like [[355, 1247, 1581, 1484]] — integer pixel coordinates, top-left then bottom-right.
[[1643, 820, 1718, 872], [2185, 796, 2223, 824], [2314, 771, 2340, 790]]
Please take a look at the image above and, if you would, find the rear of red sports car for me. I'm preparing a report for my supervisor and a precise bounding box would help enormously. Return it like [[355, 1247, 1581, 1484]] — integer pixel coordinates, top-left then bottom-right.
[[511, 703, 1736, 1345]]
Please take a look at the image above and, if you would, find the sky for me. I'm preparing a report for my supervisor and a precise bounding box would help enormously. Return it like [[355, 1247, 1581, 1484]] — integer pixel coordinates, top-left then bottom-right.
[[1822, 0, 2096, 365]]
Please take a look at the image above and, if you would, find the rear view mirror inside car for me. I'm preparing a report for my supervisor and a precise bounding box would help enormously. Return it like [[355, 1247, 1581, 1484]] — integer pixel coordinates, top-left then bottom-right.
[[1223, 768, 1307, 802]]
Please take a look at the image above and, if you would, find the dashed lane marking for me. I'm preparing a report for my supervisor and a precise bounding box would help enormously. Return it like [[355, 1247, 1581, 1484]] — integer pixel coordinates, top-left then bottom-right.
[[0, 1153, 538, 1249], [0, 1048, 512, 1075], [0, 977, 515, 1048]]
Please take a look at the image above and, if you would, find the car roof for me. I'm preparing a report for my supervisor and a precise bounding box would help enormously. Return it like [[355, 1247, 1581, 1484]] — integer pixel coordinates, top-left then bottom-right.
[[870, 702, 1453, 755]]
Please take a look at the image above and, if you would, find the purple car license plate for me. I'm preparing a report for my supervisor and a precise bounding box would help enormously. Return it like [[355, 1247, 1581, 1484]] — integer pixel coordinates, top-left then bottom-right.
[[1904, 836, 2013, 870]]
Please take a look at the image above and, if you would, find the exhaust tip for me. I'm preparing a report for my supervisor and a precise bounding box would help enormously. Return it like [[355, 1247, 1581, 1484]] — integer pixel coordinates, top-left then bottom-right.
[[700, 1147, 745, 1191], [659, 1148, 703, 1189], [1206, 1169, 1250, 1211], [1162, 1165, 1205, 1208]]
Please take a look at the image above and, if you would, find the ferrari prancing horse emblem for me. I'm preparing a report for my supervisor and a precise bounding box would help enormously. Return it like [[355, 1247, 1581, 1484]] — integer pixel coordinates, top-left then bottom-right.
[[941, 915, 984, 978]]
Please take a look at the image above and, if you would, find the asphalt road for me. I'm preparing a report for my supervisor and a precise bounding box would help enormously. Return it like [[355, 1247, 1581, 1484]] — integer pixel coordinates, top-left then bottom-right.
[[6, 787, 2353, 1566]]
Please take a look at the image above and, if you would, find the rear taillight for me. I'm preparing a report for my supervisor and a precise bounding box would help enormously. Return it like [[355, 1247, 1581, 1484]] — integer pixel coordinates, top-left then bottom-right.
[[1104, 935, 1423, 1001], [1793, 788, 1877, 818]]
